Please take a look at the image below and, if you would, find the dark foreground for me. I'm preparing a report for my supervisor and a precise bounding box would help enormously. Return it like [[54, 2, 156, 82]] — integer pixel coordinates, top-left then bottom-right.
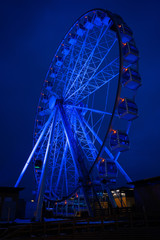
[[1, 210, 160, 239]]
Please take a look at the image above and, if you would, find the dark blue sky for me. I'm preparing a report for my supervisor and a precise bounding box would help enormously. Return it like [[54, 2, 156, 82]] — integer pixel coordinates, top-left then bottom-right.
[[1, 0, 160, 199]]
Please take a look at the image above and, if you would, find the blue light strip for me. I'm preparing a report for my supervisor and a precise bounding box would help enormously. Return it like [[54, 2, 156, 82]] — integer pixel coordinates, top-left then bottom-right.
[[14, 110, 55, 188], [35, 121, 53, 221]]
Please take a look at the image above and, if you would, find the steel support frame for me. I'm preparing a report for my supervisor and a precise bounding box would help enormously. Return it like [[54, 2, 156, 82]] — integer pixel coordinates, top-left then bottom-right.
[[35, 121, 53, 221], [76, 109, 103, 210], [35, 107, 59, 221], [77, 112, 117, 208], [15, 110, 55, 188], [57, 101, 94, 216]]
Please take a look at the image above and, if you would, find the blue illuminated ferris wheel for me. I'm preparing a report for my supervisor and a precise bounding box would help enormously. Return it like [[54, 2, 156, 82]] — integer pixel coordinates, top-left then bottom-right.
[[15, 9, 141, 219]]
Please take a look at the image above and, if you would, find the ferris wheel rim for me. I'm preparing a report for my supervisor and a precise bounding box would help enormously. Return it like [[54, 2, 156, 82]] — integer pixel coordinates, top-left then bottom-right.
[[33, 9, 139, 201]]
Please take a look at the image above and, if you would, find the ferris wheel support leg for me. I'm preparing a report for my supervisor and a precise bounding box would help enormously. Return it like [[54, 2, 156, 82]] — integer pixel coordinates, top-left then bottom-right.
[[58, 101, 94, 217], [105, 185, 117, 208], [76, 110, 103, 210], [14, 110, 55, 188], [35, 120, 53, 222]]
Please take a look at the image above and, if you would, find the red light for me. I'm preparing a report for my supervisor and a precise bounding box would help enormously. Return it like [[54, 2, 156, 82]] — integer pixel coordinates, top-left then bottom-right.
[[120, 98, 125, 102], [123, 67, 128, 72], [113, 130, 117, 134]]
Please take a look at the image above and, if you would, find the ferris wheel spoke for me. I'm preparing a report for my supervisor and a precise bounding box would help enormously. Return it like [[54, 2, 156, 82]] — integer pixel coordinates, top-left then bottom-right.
[[65, 72, 118, 104], [64, 58, 118, 104], [81, 114, 114, 160], [65, 27, 91, 95], [87, 114, 105, 143], [64, 23, 111, 98], [62, 47, 75, 95], [64, 27, 105, 97], [66, 104, 116, 116], [78, 38, 117, 93], [54, 140, 68, 193], [76, 109, 97, 160], [92, 56, 119, 80]]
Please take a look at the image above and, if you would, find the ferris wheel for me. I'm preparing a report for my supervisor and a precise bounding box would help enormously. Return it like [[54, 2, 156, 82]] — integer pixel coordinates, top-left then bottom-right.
[[15, 9, 141, 219]]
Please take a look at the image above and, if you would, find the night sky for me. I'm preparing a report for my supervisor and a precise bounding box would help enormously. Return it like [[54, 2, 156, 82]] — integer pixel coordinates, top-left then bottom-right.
[[1, 0, 160, 200]]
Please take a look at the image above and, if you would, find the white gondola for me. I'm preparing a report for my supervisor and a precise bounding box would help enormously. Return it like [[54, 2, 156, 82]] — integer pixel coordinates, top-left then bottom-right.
[[61, 45, 70, 56], [118, 24, 133, 43], [49, 68, 57, 78], [98, 158, 118, 181], [110, 130, 129, 152], [94, 12, 103, 26], [41, 94, 49, 103], [36, 120, 43, 129], [122, 42, 139, 63], [44, 80, 53, 91], [55, 56, 63, 67], [76, 24, 86, 36], [122, 68, 141, 90], [84, 16, 93, 30], [94, 12, 110, 27], [118, 98, 138, 121], [68, 33, 77, 45]]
